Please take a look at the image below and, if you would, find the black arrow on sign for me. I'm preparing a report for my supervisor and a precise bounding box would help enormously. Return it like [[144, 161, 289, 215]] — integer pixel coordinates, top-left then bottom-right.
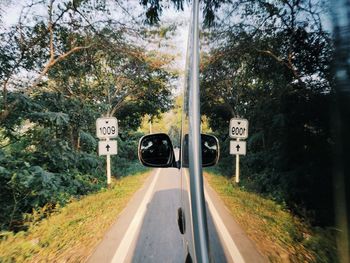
[[236, 144, 240, 152], [106, 144, 111, 152]]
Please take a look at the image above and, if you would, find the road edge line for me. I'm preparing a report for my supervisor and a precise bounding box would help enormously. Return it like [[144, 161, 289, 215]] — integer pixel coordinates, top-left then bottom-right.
[[205, 187, 245, 263], [111, 168, 161, 263]]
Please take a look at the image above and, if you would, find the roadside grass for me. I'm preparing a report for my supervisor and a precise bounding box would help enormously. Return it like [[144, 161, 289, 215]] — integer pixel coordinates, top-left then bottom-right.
[[204, 172, 338, 263], [0, 170, 151, 263]]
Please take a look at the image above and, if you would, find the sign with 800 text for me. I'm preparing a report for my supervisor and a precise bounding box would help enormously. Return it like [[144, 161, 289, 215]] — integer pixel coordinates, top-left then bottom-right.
[[229, 118, 248, 139], [96, 117, 118, 139]]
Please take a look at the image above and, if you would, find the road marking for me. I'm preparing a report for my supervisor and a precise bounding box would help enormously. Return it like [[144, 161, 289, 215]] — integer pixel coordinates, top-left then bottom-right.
[[111, 168, 161, 263], [205, 188, 245, 263]]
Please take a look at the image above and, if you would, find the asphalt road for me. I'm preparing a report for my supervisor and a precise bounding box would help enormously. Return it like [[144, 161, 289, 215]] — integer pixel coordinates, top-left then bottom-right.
[[87, 168, 266, 263]]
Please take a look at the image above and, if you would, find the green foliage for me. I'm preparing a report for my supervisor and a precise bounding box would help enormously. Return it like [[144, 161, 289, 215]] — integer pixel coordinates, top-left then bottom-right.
[[201, 0, 334, 226], [111, 131, 149, 177], [0, 171, 150, 262], [0, 122, 149, 231], [205, 172, 338, 262], [139, 0, 228, 26], [0, 90, 155, 231], [29, 112, 70, 127], [0, 145, 105, 231], [0, 1, 173, 231], [139, 96, 182, 146], [0, 80, 160, 231], [303, 227, 339, 263]]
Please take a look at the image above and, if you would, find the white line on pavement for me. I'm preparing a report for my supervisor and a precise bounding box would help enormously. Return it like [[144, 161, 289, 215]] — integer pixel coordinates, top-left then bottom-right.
[[111, 168, 161, 263], [205, 188, 245, 263]]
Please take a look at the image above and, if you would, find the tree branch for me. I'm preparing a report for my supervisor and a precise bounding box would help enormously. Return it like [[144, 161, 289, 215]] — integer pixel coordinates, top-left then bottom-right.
[[48, 0, 54, 60], [256, 49, 300, 79], [28, 45, 92, 92]]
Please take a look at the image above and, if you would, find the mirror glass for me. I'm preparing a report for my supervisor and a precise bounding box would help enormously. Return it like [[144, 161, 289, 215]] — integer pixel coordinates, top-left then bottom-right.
[[181, 134, 219, 167], [201, 134, 219, 167], [139, 133, 174, 167]]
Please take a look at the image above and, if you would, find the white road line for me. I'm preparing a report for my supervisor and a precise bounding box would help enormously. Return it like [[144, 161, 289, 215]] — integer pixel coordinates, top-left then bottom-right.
[[205, 188, 245, 263], [111, 168, 161, 263]]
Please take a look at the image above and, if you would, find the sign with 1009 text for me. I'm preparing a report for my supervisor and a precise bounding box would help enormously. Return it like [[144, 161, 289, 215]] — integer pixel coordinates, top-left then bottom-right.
[[229, 118, 248, 139], [96, 117, 118, 139]]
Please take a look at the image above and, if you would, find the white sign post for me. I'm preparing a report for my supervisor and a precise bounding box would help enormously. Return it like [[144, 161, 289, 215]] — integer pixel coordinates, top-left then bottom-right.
[[106, 139, 111, 185], [236, 140, 240, 184], [229, 118, 249, 183], [96, 117, 118, 186]]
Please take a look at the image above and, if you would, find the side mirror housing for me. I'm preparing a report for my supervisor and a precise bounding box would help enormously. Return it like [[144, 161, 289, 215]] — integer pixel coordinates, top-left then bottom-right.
[[182, 134, 220, 167], [138, 133, 176, 168], [201, 134, 220, 167]]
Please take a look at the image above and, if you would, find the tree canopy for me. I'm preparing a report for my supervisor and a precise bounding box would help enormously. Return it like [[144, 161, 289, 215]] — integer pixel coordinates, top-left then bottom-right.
[[139, 0, 229, 26], [0, 0, 175, 231], [201, 0, 334, 226], [0, 0, 340, 238]]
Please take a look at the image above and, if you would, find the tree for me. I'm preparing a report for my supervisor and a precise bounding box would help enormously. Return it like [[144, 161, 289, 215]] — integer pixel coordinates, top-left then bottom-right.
[[0, 0, 154, 122], [201, 0, 334, 225], [0, 0, 174, 231], [139, 95, 182, 145], [0, 0, 174, 146], [139, 0, 229, 26]]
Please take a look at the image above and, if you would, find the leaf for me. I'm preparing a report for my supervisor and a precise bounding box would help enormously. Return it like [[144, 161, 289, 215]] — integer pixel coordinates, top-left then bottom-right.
[[79, 131, 97, 147], [0, 166, 10, 176], [29, 112, 70, 126], [248, 131, 264, 146], [272, 113, 286, 128]]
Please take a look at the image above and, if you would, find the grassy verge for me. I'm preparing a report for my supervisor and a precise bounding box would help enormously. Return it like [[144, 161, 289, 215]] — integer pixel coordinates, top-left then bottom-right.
[[204, 172, 337, 263], [0, 171, 151, 263]]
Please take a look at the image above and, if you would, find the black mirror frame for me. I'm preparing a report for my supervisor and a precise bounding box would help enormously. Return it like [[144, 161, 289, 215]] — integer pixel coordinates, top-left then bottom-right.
[[181, 133, 220, 168], [138, 133, 177, 168], [201, 134, 220, 167]]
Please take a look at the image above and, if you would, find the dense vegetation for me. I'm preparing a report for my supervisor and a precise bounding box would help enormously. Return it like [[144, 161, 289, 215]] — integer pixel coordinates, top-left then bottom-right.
[[205, 172, 337, 262], [1, 1, 346, 260], [0, 0, 173, 232], [0, 172, 150, 263], [142, 0, 339, 229], [201, 0, 334, 227]]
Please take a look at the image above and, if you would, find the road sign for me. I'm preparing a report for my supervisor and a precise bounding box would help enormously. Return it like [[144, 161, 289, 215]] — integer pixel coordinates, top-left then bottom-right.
[[230, 140, 246, 155], [99, 140, 117, 156], [96, 117, 118, 139], [229, 118, 248, 139]]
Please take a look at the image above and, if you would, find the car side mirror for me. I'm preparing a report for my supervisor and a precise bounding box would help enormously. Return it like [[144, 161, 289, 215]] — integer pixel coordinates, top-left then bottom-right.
[[201, 134, 220, 167], [138, 133, 176, 168], [182, 134, 220, 167]]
